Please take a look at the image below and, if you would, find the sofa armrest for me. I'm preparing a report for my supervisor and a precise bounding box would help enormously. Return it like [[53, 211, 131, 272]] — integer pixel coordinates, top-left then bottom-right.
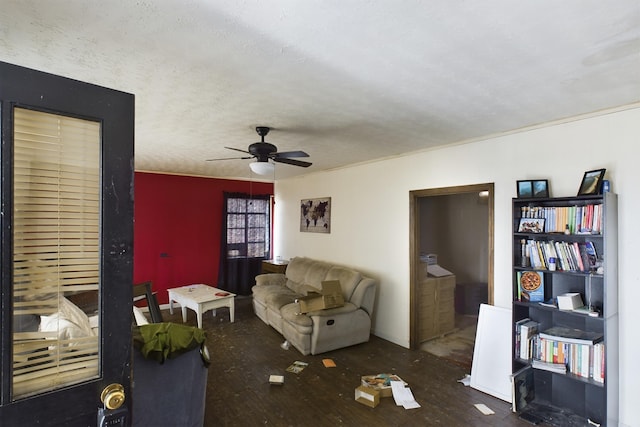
[[308, 303, 372, 355], [255, 273, 286, 287], [348, 277, 376, 315]]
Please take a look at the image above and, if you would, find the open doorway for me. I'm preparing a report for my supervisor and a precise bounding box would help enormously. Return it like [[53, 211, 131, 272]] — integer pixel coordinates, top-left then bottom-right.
[[409, 184, 494, 369]]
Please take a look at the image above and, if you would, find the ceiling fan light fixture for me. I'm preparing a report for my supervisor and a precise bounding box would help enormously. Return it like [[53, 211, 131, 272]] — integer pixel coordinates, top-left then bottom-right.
[[249, 161, 274, 175]]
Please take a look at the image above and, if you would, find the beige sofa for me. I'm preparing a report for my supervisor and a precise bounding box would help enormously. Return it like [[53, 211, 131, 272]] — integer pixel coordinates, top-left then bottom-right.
[[252, 257, 376, 355]]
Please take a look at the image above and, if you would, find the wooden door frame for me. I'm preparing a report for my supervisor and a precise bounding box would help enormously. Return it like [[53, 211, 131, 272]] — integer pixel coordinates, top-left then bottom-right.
[[409, 183, 494, 350]]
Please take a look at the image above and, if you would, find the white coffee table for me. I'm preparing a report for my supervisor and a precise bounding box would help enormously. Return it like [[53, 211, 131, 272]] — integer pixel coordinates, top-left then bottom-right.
[[167, 284, 236, 328]]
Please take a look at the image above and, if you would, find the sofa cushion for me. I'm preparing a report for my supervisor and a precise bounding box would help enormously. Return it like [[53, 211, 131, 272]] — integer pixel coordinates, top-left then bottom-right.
[[325, 266, 362, 301], [302, 261, 332, 290], [284, 278, 308, 296], [255, 273, 286, 287], [284, 257, 314, 285], [254, 285, 299, 310], [280, 303, 313, 335], [251, 284, 283, 303]]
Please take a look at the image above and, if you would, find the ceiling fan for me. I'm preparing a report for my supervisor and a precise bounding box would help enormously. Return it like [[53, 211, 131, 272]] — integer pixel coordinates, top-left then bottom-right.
[[206, 126, 312, 175]]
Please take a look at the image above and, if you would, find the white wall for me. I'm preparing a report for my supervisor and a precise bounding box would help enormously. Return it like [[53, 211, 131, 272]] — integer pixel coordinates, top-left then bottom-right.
[[274, 105, 639, 426], [420, 194, 489, 284]]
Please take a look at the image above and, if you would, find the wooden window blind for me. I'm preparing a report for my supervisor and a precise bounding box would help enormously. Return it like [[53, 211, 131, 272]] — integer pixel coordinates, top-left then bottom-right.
[[12, 107, 101, 399]]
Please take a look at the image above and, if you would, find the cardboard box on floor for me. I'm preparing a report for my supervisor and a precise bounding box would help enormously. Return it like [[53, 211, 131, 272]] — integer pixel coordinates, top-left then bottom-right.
[[354, 386, 380, 408], [361, 374, 408, 398], [297, 280, 344, 313]]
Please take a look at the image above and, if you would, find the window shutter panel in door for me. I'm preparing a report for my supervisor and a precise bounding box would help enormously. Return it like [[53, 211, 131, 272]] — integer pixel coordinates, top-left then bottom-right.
[[12, 107, 100, 399]]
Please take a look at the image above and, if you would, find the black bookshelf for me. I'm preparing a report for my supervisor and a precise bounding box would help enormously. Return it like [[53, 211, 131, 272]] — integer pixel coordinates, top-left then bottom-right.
[[511, 193, 618, 426]]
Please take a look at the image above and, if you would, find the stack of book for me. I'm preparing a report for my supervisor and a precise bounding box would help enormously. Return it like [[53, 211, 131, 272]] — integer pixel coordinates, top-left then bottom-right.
[[532, 326, 605, 382], [531, 359, 566, 374], [515, 319, 539, 360], [519, 203, 603, 234], [523, 239, 598, 272]]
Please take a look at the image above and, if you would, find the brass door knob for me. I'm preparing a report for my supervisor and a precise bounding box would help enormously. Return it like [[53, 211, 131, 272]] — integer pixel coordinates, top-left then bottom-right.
[[101, 383, 125, 409]]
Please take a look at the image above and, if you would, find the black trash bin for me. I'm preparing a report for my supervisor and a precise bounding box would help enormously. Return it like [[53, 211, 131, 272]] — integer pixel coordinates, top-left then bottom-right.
[[132, 323, 209, 427]]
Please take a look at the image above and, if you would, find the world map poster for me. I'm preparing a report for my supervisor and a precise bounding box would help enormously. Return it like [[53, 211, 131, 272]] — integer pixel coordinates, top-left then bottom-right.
[[300, 197, 331, 233]]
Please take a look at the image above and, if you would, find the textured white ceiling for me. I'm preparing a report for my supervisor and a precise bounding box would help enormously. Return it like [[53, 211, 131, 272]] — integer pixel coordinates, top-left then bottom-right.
[[1, 1, 639, 180]]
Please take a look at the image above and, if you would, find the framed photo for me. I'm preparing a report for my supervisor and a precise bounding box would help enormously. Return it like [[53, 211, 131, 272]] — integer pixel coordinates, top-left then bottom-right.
[[532, 180, 549, 198], [577, 169, 606, 196], [517, 179, 549, 198], [518, 218, 545, 233], [300, 197, 331, 233], [516, 180, 533, 198]]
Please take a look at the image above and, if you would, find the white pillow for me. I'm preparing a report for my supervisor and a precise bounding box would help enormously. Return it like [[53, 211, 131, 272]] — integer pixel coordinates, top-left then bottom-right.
[[40, 296, 95, 343]]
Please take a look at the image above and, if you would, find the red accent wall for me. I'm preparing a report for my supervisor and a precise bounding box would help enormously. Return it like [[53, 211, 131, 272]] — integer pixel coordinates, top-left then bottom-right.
[[133, 172, 273, 304]]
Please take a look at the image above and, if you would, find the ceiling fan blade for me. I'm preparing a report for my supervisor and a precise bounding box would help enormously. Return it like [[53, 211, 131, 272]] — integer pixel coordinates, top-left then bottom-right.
[[206, 156, 253, 161], [225, 146, 251, 154], [273, 157, 312, 168], [274, 150, 309, 158]]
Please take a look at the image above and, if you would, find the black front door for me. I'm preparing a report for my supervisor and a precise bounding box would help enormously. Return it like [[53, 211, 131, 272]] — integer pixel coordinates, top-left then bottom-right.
[[0, 62, 134, 425]]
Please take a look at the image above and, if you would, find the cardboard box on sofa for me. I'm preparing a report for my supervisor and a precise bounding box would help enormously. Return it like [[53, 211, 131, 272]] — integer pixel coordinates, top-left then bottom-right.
[[297, 280, 344, 313]]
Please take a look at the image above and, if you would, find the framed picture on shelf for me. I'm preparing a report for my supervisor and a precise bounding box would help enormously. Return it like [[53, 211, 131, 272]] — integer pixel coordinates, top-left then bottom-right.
[[517, 179, 549, 198], [532, 180, 549, 198], [518, 218, 545, 233], [516, 180, 533, 198], [577, 168, 606, 196]]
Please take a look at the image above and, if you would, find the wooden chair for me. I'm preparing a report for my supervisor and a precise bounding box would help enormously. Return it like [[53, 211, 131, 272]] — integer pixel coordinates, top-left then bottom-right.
[[133, 281, 163, 323]]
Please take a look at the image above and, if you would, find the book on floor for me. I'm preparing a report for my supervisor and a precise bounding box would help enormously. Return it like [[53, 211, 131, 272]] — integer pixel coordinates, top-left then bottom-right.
[[286, 360, 309, 374], [269, 374, 284, 385], [322, 358, 336, 368]]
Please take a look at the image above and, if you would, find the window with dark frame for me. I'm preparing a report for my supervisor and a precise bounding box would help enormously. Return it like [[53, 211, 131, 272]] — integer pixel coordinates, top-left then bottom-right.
[[226, 196, 270, 259]]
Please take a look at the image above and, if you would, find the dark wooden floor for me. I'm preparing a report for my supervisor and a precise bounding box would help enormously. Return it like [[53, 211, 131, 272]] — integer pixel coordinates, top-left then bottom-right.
[[160, 296, 534, 427]]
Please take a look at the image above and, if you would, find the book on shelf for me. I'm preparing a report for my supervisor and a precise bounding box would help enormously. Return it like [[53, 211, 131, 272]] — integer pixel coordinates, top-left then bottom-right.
[[517, 271, 544, 302], [520, 240, 598, 273], [584, 241, 598, 270], [534, 337, 604, 381], [579, 343, 590, 378], [537, 299, 557, 308], [592, 342, 605, 383], [519, 320, 539, 360], [522, 239, 599, 273], [515, 318, 531, 358], [572, 242, 585, 271], [565, 242, 580, 271], [531, 359, 567, 374], [544, 241, 558, 267], [519, 202, 603, 234], [538, 326, 603, 345], [553, 241, 568, 271]]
